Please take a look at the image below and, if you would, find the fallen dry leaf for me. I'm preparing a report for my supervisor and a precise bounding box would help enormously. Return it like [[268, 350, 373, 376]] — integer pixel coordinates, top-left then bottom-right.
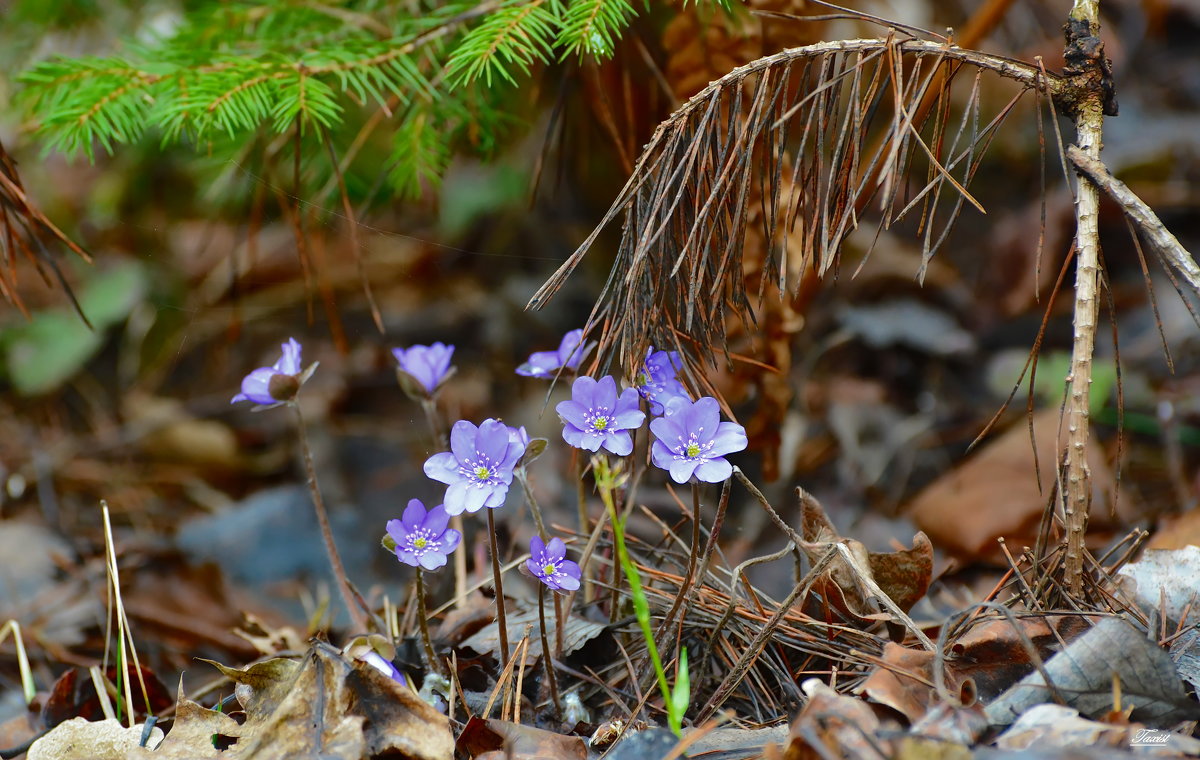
[[985, 618, 1200, 728], [185, 640, 453, 760], [460, 598, 605, 661], [995, 703, 1200, 755], [1117, 545, 1200, 626], [858, 643, 968, 723], [794, 489, 932, 626], [456, 717, 587, 760], [770, 679, 889, 760], [945, 614, 1092, 702], [27, 717, 163, 760], [905, 410, 1129, 562]]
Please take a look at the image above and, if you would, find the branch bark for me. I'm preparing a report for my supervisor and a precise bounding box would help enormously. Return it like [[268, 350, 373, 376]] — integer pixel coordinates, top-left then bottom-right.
[[1066, 145, 1200, 295], [1062, 0, 1113, 596]]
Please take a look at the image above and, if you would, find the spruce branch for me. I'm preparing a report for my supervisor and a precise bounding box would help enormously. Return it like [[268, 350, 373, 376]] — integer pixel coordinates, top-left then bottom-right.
[[445, 0, 561, 86], [557, 0, 635, 58]]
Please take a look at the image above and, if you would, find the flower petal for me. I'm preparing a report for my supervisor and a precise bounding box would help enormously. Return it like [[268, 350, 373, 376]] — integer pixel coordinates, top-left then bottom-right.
[[603, 431, 633, 456], [707, 422, 749, 457], [592, 375, 619, 409], [668, 458, 698, 484], [402, 498, 426, 530], [276, 338, 303, 375], [449, 420, 478, 462], [423, 452, 460, 484], [443, 482, 471, 516], [385, 518, 409, 544], [461, 484, 491, 513], [693, 458, 733, 483], [650, 440, 676, 471], [687, 397, 722, 439], [237, 368, 278, 405], [394, 549, 420, 567], [476, 419, 511, 464], [569, 375, 599, 408], [419, 551, 447, 571], [529, 535, 546, 559], [556, 399, 589, 429], [441, 528, 461, 554], [424, 503, 450, 536], [649, 416, 684, 449], [545, 537, 567, 560]]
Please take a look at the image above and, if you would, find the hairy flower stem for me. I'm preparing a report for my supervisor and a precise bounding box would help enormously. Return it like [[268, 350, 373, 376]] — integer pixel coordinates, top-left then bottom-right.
[[517, 469, 547, 539], [414, 569, 443, 677], [651, 483, 703, 653], [292, 403, 370, 634], [537, 585, 562, 720], [575, 450, 592, 603], [682, 478, 731, 616], [486, 508, 511, 669], [418, 396, 467, 608]]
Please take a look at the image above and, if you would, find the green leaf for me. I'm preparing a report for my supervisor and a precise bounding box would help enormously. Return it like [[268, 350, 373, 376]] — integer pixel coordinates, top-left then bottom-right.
[[1, 262, 145, 396], [669, 646, 690, 735]]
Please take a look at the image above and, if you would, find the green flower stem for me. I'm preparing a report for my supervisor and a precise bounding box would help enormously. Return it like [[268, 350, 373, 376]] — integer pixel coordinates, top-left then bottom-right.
[[292, 403, 370, 634], [414, 568, 443, 677], [537, 584, 562, 720], [486, 508, 511, 670], [594, 456, 677, 732]]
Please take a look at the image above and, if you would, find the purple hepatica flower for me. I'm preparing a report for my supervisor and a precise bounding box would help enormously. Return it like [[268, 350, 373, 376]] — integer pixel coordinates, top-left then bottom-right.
[[632, 347, 690, 415], [526, 536, 581, 592], [423, 419, 526, 515], [556, 375, 645, 456], [386, 499, 461, 570], [393, 343, 455, 397], [231, 338, 309, 405], [358, 650, 409, 688], [650, 396, 748, 484], [516, 329, 594, 378]]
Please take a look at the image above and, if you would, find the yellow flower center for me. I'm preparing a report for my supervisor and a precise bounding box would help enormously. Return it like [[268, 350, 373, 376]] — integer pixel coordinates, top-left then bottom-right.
[[593, 418, 608, 431], [686, 442, 701, 458], [413, 537, 427, 549], [474, 466, 490, 480], [542, 562, 558, 576]]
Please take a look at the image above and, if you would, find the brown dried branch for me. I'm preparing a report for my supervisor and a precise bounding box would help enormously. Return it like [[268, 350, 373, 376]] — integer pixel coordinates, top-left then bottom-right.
[[1060, 1, 1113, 597], [528, 38, 1064, 381], [1065, 144, 1200, 297], [0, 139, 91, 320]]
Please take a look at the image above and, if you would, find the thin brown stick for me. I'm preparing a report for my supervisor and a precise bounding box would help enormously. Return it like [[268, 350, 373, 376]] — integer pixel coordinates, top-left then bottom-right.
[[292, 403, 370, 634]]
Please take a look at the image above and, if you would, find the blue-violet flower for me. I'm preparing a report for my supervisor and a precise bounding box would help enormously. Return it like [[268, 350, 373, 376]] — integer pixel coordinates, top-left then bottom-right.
[[393, 343, 455, 397], [632, 347, 690, 415], [386, 499, 461, 570], [526, 536, 581, 592], [650, 396, 748, 483], [231, 337, 308, 405], [423, 419, 526, 515], [516, 329, 594, 378], [556, 375, 645, 456], [359, 651, 409, 688]]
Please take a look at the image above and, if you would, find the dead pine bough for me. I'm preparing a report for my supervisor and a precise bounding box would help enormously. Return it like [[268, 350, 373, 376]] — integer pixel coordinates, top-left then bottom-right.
[[530, 0, 1200, 601]]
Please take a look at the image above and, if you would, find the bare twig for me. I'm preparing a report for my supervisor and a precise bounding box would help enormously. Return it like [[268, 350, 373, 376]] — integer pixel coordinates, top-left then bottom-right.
[[1066, 145, 1200, 296]]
